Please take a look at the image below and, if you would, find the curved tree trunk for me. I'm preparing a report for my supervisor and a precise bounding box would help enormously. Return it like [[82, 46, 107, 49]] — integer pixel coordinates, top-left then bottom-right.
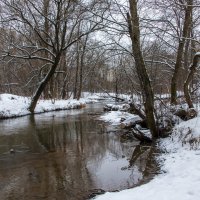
[[128, 0, 158, 138]]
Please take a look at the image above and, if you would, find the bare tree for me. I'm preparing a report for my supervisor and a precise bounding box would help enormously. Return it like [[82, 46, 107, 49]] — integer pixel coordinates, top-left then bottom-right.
[[1, 0, 106, 112]]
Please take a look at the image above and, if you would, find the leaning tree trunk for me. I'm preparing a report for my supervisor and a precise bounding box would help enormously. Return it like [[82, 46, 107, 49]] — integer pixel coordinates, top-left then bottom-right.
[[184, 53, 200, 108], [28, 56, 61, 113], [170, 0, 193, 105], [128, 0, 158, 138]]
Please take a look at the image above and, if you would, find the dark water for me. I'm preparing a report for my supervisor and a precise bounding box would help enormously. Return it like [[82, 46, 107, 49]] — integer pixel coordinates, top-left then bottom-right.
[[0, 103, 158, 200]]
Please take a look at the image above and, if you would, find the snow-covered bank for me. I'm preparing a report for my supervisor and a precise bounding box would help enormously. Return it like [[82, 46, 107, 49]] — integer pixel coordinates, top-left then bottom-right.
[[99, 111, 141, 126], [0, 93, 88, 119], [94, 113, 200, 200]]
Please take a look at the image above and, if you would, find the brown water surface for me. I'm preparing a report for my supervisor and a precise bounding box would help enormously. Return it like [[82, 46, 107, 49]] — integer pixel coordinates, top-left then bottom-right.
[[0, 102, 158, 200]]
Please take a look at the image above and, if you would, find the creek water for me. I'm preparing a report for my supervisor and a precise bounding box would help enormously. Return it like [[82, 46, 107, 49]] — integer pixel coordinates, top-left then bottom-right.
[[0, 102, 158, 200]]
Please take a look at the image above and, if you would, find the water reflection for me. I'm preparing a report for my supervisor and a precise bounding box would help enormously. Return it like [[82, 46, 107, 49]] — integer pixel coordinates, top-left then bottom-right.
[[0, 103, 158, 200]]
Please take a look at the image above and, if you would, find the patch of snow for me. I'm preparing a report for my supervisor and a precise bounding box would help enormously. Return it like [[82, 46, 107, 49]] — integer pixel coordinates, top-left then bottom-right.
[[82, 92, 139, 102], [104, 104, 130, 111], [99, 111, 141, 126], [162, 117, 200, 151], [121, 116, 142, 127], [135, 124, 152, 139], [81, 92, 107, 103], [155, 91, 184, 100]]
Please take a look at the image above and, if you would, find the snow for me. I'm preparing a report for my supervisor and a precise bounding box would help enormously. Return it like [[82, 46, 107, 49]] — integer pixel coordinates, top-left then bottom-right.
[[0, 93, 87, 119], [99, 111, 141, 126], [155, 91, 184, 100], [162, 117, 200, 151], [82, 92, 134, 102], [135, 124, 152, 139], [81, 92, 108, 102], [0, 92, 123, 119], [94, 113, 200, 200], [104, 104, 130, 111]]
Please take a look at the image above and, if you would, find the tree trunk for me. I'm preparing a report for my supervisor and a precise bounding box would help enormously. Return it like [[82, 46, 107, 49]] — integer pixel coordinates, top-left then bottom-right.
[[184, 53, 200, 108], [77, 62, 83, 100], [170, 0, 193, 104], [73, 41, 80, 99], [77, 39, 86, 100], [128, 0, 158, 138], [77, 35, 89, 100], [61, 77, 68, 99], [42, 0, 50, 99], [60, 52, 69, 99], [28, 55, 61, 113]]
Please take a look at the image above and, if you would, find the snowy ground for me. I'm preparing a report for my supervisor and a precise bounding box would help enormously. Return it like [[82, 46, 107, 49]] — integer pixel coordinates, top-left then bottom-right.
[[0, 92, 133, 119], [0, 93, 111, 119], [95, 111, 200, 200], [99, 110, 141, 126]]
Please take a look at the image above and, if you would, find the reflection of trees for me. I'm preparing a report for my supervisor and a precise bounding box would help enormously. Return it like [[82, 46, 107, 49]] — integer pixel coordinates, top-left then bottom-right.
[[0, 108, 159, 199], [32, 113, 132, 191], [128, 145, 158, 185], [0, 115, 47, 154]]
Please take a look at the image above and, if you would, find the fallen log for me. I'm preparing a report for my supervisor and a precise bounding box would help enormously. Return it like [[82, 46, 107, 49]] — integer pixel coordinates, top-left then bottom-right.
[[132, 127, 152, 143]]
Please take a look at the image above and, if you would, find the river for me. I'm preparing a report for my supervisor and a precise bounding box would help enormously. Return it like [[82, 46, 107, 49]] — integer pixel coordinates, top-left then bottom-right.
[[0, 102, 158, 200]]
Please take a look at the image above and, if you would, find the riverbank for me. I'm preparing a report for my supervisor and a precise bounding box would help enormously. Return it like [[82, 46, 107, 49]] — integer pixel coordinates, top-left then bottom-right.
[[94, 111, 200, 200], [0, 93, 113, 119]]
